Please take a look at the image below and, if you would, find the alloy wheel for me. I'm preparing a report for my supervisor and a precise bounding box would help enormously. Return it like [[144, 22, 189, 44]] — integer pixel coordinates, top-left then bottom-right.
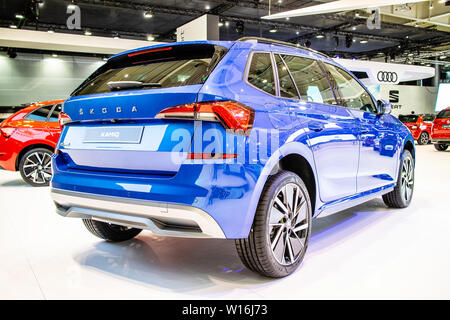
[[22, 151, 52, 185], [400, 156, 414, 202], [420, 132, 429, 145], [269, 183, 309, 266]]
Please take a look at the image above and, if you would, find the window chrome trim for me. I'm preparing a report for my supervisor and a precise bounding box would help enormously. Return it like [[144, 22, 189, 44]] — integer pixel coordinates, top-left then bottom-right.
[[277, 54, 301, 101]]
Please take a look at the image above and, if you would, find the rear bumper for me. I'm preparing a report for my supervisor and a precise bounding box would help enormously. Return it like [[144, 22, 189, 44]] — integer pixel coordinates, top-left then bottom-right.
[[51, 152, 261, 239], [51, 188, 226, 239]]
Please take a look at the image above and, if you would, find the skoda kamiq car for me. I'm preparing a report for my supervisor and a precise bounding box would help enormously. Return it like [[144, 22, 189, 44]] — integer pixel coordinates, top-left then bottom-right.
[[51, 38, 415, 278]]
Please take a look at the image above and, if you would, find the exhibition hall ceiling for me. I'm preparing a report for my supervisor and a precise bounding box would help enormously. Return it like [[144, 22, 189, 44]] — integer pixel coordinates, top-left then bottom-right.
[[0, 0, 449, 61]]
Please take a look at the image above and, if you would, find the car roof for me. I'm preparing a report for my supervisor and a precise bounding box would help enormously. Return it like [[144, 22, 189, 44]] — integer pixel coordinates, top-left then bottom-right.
[[110, 39, 335, 64]]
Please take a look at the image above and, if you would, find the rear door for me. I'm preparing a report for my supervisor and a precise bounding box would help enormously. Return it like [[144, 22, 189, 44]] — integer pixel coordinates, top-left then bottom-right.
[[282, 55, 359, 203], [323, 63, 400, 193]]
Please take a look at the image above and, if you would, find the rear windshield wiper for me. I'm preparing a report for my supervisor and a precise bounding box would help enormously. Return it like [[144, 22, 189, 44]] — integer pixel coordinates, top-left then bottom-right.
[[107, 81, 162, 91]]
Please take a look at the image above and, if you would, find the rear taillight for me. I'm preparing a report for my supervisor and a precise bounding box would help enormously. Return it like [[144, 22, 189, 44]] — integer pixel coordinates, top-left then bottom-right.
[[155, 101, 254, 135], [58, 112, 72, 126], [0, 127, 16, 138]]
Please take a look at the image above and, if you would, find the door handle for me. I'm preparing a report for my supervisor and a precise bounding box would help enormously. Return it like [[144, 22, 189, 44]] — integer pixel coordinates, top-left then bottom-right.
[[361, 128, 370, 134], [308, 122, 324, 132]]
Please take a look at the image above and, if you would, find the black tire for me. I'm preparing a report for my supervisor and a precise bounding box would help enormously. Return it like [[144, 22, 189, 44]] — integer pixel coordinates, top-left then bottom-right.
[[83, 219, 142, 242], [382, 149, 414, 208], [417, 132, 429, 145], [434, 144, 448, 152], [235, 170, 312, 278], [19, 147, 53, 187]]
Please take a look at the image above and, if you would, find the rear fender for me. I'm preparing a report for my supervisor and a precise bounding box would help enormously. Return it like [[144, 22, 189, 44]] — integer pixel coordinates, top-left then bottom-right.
[[240, 141, 319, 238]]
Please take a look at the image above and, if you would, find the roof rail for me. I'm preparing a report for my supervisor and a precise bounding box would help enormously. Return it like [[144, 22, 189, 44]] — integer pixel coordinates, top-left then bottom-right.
[[237, 37, 330, 59]]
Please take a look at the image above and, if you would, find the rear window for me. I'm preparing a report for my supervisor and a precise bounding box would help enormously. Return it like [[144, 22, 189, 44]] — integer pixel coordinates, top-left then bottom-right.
[[72, 44, 228, 97], [436, 110, 450, 119], [399, 115, 419, 123], [422, 114, 435, 122]]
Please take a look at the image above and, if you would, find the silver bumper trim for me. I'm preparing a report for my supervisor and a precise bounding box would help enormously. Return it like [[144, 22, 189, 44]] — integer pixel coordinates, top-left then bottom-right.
[[51, 188, 226, 239]]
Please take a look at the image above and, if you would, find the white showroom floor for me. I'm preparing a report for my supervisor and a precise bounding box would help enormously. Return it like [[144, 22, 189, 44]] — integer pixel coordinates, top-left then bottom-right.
[[0, 144, 449, 300]]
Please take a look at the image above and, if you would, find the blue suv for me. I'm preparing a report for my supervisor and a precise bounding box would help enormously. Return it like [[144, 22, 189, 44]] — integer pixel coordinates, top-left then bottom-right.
[[51, 38, 415, 277]]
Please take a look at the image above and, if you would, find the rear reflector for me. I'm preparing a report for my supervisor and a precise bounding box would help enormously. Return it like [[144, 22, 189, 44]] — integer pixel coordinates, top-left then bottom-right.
[[155, 101, 254, 135], [187, 153, 237, 160]]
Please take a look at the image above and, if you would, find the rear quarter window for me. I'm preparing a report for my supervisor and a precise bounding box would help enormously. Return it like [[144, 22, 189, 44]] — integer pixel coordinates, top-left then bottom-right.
[[247, 53, 276, 95]]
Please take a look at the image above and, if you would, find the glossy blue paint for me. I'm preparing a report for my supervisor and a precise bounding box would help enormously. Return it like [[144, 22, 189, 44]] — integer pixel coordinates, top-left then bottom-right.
[[52, 40, 414, 239]]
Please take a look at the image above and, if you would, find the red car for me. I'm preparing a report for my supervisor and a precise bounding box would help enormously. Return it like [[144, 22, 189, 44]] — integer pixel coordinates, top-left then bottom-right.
[[0, 100, 64, 186], [432, 108, 450, 152], [398, 114, 435, 145]]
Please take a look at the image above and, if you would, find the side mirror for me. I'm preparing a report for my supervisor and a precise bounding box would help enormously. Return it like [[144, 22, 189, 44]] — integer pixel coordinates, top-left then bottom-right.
[[377, 100, 392, 116]]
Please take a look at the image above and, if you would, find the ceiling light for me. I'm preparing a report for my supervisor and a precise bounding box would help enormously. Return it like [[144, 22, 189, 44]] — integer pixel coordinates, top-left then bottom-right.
[[38, 1, 44, 7], [225, 21, 229, 27], [296, 30, 299, 35], [285, 17, 290, 20], [144, 11, 153, 18], [147, 34, 155, 41], [218, 21, 224, 27], [316, 34, 324, 39], [352, 26, 357, 31], [15, 14, 25, 19], [440, 56, 447, 59], [360, 39, 368, 44], [205, 5, 210, 10], [113, 33, 120, 39], [9, 25, 18, 29], [84, 30, 92, 36], [103, 57, 108, 61], [52, 53, 58, 58], [269, 26, 278, 33], [67, 4, 76, 10], [47, 28, 55, 33]]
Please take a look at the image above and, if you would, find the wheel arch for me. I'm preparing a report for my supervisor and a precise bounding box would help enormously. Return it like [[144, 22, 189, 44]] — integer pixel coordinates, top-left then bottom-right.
[[403, 138, 415, 160], [15, 143, 55, 171], [241, 142, 319, 238], [278, 154, 317, 213]]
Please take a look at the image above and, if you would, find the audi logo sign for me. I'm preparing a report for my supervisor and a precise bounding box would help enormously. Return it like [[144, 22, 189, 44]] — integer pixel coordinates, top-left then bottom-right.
[[377, 71, 398, 83]]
